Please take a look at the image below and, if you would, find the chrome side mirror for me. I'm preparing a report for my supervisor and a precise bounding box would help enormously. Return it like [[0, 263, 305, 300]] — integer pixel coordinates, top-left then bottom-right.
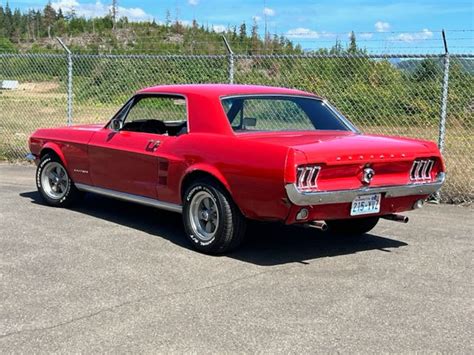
[[110, 119, 123, 132]]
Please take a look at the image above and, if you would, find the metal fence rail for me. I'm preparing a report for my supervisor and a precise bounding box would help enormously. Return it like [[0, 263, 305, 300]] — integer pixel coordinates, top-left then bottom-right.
[[0, 50, 472, 204]]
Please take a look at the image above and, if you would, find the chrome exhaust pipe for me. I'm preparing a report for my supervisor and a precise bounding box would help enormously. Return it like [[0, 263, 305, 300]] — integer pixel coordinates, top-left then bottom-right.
[[308, 220, 328, 231], [382, 214, 409, 223]]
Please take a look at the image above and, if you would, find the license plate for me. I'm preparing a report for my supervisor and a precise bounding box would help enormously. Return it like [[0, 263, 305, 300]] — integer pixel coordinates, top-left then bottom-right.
[[350, 193, 381, 216]]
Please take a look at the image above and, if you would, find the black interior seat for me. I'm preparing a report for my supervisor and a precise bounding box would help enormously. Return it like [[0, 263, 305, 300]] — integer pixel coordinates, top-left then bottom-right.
[[142, 119, 167, 134]]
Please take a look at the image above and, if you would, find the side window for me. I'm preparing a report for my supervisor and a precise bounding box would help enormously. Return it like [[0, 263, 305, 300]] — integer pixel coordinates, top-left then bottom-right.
[[125, 96, 187, 123], [121, 95, 188, 135]]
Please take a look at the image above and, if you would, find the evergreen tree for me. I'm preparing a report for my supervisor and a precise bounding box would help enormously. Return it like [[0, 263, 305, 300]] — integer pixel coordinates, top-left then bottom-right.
[[239, 22, 246, 42], [250, 18, 259, 53], [165, 9, 171, 26], [348, 31, 357, 54], [330, 39, 343, 54], [4, 2, 13, 38], [12, 7, 23, 41], [43, 2, 57, 38], [0, 5, 5, 37]]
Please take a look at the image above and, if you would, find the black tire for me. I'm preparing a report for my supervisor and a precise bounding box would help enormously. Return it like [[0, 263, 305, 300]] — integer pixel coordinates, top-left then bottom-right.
[[183, 178, 246, 254], [36, 153, 81, 207], [327, 217, 379, 236]]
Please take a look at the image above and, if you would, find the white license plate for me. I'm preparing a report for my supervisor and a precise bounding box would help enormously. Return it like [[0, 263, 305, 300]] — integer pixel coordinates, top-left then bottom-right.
[[351, 193, 381, 216]]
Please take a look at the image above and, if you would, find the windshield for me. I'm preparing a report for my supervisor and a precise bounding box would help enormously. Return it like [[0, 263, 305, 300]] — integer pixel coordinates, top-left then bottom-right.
[[221, 95, 355, 133]]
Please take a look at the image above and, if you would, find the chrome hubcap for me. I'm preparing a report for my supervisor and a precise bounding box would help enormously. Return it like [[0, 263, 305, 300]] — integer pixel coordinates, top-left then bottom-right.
[[41, 162, 69, 200], [189, 191, 219, 242]]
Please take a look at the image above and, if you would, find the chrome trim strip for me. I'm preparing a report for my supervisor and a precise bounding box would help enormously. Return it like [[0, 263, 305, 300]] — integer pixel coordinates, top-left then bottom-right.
[[75, 183, 182, 213], [285, 172, 446, 206]]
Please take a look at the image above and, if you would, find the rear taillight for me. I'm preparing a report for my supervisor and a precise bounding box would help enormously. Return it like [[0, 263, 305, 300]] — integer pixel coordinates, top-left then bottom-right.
[[296, 165, 321, 191], [410, 159, 435, 182]]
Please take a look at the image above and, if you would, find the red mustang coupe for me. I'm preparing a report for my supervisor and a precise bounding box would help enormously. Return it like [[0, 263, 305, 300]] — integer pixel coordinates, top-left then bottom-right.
[[28, 84, 445, 254]]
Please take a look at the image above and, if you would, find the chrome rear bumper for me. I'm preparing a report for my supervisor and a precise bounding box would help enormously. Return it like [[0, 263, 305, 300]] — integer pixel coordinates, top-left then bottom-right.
[[285, 172, 445, 206]]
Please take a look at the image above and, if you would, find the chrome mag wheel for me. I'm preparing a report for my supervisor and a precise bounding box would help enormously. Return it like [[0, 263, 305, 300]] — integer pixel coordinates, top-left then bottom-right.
[[40, 162, 69, 200], [188, 190, 220, 242]]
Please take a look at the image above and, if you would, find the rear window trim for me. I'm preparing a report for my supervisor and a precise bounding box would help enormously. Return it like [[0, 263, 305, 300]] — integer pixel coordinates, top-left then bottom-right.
[[219, 94, 359, 133]]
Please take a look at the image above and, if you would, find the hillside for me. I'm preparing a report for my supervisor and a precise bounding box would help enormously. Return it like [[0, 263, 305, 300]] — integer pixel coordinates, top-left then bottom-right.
[[0, 3, 301, 54]]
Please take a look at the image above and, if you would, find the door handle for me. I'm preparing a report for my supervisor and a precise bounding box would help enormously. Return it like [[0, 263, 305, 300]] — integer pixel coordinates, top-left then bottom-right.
[[146, 139, 161, 151]]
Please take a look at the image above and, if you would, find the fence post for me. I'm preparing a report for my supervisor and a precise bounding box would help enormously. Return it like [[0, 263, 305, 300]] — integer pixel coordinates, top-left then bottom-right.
[[222, 35, 234, 84], [431, 30, 450, 202], [56, 37, 73, 126], [438, 29, 449, 152]]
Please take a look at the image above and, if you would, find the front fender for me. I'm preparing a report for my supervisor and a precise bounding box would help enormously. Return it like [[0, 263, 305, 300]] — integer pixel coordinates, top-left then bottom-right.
[[41, 142, 68, 168]]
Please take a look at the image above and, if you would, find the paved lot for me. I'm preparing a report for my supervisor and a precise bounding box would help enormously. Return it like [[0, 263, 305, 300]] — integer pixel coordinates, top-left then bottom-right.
[[0, 163, 472, 353]]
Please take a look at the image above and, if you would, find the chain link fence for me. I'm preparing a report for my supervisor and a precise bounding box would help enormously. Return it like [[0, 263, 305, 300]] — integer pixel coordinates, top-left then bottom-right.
[[0, 51, 472, 203]]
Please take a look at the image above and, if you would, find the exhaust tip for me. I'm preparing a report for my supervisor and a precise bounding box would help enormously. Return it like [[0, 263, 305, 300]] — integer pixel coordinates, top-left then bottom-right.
[[309, 220, 328, 232], [382, 214, 409, 223]]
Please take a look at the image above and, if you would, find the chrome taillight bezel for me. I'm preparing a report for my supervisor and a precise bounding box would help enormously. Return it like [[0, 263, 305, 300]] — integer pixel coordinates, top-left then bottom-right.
[[296, 165, 321, 192], [410, 159, 435, 182]]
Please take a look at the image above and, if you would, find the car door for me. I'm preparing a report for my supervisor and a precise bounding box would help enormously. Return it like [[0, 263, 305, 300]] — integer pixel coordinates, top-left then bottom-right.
[[87, 94, 187, 199]]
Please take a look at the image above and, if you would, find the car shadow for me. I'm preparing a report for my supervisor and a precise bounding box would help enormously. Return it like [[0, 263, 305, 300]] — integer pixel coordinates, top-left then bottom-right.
[[20, 191, 408, 266]]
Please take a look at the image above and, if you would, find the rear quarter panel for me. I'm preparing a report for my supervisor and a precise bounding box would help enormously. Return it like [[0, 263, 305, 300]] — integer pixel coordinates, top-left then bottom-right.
[[161, 133, 291, 221]]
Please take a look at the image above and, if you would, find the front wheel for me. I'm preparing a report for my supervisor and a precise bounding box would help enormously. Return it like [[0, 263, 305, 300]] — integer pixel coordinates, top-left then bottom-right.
[[327, 217, 379, 236], [183, 179, 246, 254], [36, 154, 81, 207]]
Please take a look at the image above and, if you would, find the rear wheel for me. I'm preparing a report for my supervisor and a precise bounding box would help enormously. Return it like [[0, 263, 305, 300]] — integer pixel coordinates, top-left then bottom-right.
[[183, 178, 246, 254], [327, 217, 379, 236], [36, 154, 81, 207]]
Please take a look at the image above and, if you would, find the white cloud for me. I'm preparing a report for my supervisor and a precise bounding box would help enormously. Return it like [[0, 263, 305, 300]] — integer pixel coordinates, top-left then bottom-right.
[[263, 7, 275, 16], [188, 0, 199, 5], [212, 25, 227, 33], [51, 0, 153, 21], [253, 15, 262, 22], [375, 21, 390, 32], [286, 28, 319, 39], [390, 28, 433, 42], [52, 0, 79, 10], [119, 7, 149, 20]]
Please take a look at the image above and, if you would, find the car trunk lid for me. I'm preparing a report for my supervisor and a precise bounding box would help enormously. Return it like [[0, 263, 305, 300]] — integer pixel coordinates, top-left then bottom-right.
[[237, 130, 441, 190]]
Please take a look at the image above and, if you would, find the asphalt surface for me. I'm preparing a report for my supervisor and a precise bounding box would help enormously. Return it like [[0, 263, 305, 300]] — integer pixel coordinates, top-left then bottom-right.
[[0, 163, 472, 353]]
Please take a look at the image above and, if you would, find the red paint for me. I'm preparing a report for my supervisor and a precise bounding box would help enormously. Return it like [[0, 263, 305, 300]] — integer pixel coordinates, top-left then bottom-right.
[[29, 84, 445, 222]]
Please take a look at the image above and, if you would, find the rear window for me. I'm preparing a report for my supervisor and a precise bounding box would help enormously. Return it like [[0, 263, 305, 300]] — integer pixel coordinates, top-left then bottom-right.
[[221, 95, 353, 132]]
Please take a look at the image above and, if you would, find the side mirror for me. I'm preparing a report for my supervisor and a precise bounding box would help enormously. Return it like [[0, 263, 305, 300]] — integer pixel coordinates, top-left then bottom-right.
[[243, 117, 257, 128], [110, 119, 123, 132]]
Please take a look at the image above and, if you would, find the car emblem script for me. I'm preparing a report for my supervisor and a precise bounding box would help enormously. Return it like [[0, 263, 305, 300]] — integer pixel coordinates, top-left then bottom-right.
[[362, 167, 375, 184]]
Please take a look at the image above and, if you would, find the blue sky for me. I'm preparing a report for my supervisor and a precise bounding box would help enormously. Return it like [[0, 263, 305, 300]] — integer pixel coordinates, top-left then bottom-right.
[[5, 0, 474, 52]]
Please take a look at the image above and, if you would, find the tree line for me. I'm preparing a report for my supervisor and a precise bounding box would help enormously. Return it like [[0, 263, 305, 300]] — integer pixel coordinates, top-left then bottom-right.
[[0, 2, 306, 54]]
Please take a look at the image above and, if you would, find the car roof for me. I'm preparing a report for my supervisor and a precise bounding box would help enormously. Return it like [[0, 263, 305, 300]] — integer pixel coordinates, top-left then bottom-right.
[[137, 84, 320, 98]]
